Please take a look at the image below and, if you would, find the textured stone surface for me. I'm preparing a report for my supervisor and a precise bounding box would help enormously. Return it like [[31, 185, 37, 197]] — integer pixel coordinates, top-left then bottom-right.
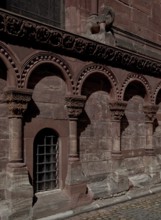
[[69, 191, 161, 220], [33, 190, 70, 219], [1, 1, 161, 219], [5, 165, 33, 220]]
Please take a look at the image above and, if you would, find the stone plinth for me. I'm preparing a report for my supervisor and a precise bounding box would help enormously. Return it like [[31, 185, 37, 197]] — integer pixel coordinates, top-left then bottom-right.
[[5, 164, 33, 220], [65, 160, 92, 207]]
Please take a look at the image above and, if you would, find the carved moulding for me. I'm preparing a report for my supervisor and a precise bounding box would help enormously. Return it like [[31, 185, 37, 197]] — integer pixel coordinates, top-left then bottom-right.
[[143, 104, 159, 123], [0, 10, 161, 79], [5, 88, 32, 117], [0, 42, 20, 84], [153, 81, 161, 104], [76, 63, 119, 98], [119, 73, 152, 102], [65, 95, 86, 119], [21, 52, 74, 92], [109, 101, 127, 121]]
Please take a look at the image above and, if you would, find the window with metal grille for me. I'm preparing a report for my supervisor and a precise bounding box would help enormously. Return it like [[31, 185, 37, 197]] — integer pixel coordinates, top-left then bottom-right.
[[34, 128, 59, 193]]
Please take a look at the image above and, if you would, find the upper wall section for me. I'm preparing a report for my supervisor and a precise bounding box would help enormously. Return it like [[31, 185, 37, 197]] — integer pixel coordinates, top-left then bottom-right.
[[65, 0, 161, 60], [0, 0, 64, 28], [65, 0, 161, 43]]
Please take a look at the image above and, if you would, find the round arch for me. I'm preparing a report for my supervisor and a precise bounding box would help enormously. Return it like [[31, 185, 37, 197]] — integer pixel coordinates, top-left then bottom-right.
[[21, 52, 74, 94], [76, 64, 119, 100], [0, 42, 19, 87], [153, 81, 161, 105], [119, 73, 152, 103]]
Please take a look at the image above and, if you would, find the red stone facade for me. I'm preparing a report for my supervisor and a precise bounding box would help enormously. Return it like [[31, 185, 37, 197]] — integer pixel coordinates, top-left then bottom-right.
[[1, 1, 161, 219]]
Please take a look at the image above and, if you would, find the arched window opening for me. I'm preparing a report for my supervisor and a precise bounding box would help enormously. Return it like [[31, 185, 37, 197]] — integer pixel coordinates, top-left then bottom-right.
[[33, 128, 59, 193], [123, 81, 147, 101], [156, 90, 161, 105], [81, 73, 112, 98]]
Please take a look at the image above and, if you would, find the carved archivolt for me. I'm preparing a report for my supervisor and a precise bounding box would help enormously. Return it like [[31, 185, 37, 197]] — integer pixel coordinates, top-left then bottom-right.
[[76, 64, 119, 99], [153, 81, 161, 104], [119, 73, 152, 102], [21, 52, 74, 92], [0, 42, 19, 86]]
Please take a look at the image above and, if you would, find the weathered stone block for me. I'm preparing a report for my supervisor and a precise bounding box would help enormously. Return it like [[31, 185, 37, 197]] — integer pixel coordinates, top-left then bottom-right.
[[109, 169, 129, 194], [124, 157, 145, 175], [0, 119, 9, 139], [33, 190, 70, 219], [6, 165, 32, 217], [88, 178, 111, 199], [129, 174, 151, 188], [86, 161, 110, 176]]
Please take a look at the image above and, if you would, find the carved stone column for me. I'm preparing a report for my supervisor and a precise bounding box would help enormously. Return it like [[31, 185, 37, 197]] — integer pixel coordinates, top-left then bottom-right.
[[5, 88, 32, 166], [4, 88, 33, 220], [143, 105, 158, 156], [143, 104, 160, 184], [109, 101, 127, 159], [64, 95, 91, 206], [65, 95, 86, 160], [109, 101, 129, 194]]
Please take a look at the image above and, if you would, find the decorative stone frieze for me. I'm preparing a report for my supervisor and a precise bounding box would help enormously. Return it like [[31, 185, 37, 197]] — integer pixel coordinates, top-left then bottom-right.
[[143, 104, 159, 122], [5, 88, 32, 117], [65, 95, 86, 119], [109, 101, 127, 121], [0, 9, 161, 78]]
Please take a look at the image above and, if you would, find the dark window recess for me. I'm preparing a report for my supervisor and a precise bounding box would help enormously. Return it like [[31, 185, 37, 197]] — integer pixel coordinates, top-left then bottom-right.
[[34, 129, 59, 193], [0, 0, 63, 27]]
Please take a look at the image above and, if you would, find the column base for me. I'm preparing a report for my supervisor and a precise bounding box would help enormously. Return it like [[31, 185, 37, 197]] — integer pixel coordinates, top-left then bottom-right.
[[111, 151, 123, 159], [6, 163, 33, 220], [145, 148, 156, 156], [65, 160, 92, 208], [143, 155, 161, 184]]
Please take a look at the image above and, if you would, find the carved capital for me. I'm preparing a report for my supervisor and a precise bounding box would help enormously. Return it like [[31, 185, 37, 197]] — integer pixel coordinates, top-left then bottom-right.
[[5, 88, 32, 117], [109, 101, 127, 121], [65, 95, 86, 119], [143, 105, 159, 122]]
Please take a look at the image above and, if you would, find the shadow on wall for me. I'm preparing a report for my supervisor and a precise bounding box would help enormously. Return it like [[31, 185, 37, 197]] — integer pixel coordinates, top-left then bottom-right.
[[78, 110, 91, 155], [24, 99, 40, 122]]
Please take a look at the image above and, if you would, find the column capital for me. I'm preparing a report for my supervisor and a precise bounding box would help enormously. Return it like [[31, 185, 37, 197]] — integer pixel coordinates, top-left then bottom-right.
[[109, 101, 127, 121], [143, 104, 159, 123], [65, 95, 86, 119], [5, 88, 33, 118]]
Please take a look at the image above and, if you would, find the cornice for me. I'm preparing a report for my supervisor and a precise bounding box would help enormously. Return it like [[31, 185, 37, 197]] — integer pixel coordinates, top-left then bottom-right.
[[0, 9, 161, 77]]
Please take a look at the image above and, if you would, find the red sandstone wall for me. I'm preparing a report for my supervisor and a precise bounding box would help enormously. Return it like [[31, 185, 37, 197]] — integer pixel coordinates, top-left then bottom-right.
[[65, 0, 161, 44], [0, 79, 9, 202]]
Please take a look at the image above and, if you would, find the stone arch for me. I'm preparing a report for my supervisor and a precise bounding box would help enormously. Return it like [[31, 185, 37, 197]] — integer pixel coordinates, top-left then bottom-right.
[[153, 81, 161, 105], [76, 64, 119, 100], [0, 42, 19, 87], [120, 73, 152, 103], [21, 52, 74, 94]]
